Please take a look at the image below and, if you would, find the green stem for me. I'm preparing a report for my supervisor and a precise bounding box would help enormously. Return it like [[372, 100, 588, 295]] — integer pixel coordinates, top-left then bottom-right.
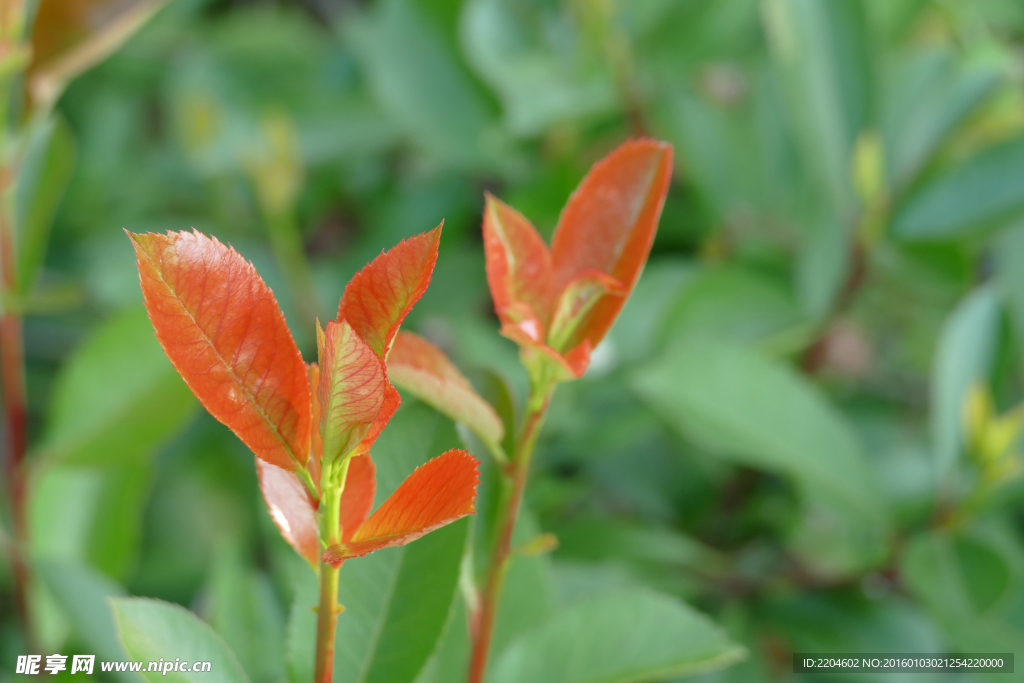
[[314, 457, 351, 683], [467, 382, 554, 683]]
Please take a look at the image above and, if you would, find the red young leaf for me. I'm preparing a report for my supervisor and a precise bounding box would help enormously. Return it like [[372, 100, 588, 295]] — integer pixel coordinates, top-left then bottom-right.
[[306, 363, 322, 492], [339, 453, 376, 541], [322, 449, 479, 565], [547, 269, 625, 353], [352, 380, 401, 456], [257, 452, 376, 566], [388, 331, 504, 444], [129, 230, 310, 471], [483, 194, 555, 334], [550, 139, 673, 348], [317, 320, 386, 463], [257, 460, 320, 566], [338, 224, 442, 358]]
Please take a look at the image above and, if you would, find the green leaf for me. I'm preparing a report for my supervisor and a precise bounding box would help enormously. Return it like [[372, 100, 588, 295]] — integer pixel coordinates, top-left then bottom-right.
[[882, 50, 1000, 188], [632, 337, 882, 521], [15, 114, 76, 294], [490, 588, 745, 683], [657, 265, 806, 349], [762, 0, 873, 213], [287, 403, 469, 683], [37, 560, 135, 681], [287, 520, 469, 683], [460, 0, 615, 137], [891, 134, 1024, 239], [206, 547, 286, 683], [112, 597, 250, 683], [901, 527, 1024, 651], [39, 306, 197, 466], [930, 285, 1001, 476], [345, 0, 501, 168], [995, 220, 1024, 340]]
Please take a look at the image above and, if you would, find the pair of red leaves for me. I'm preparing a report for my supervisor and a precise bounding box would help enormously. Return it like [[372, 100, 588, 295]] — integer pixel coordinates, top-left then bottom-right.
[[484, 139, 674, 379], [129, 225, 478, 567]]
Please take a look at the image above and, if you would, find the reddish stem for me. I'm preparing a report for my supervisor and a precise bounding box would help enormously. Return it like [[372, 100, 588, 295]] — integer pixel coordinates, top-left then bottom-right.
[[468, 391, 551, 683], [0, 168, 32, 649]]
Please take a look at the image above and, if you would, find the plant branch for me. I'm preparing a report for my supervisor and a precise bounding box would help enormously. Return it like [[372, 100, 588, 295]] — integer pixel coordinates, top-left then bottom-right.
[[314, 456, 350, 683], [467, 382, 553, 683]]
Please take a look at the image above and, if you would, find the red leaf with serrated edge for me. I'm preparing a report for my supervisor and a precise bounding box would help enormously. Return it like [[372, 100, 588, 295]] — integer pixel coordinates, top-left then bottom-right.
[[322, 449, 479, 566], [351, 380, 401, 456], [257, 460, 320, 566], [339, 453, 376, 542], [550, 139, 673, 349], [388, 331, 504, 444], [257, 452, 375, 566], [317, 320, 386, 463], [129, 230, 310, 471], [483, 195, 555, 336], [338, 224, 442, 359]]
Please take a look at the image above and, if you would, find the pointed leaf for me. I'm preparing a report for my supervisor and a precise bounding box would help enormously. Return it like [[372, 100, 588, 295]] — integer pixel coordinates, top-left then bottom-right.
[[257, 460, 320, 567], [28, 0, 168, 113], [483, 194, 555, 331], [551, 139, 673, 347], [388, 331, 504, 445], [547, 269, 625, 352], [322, 449, 478, 565], [129, 230, 310, 472], [112, 597, 250, 683], [338, 225, 442, 358], [318, 320, 386, 463], [340, 453, 376, 542], [491, 589, 745, 683]]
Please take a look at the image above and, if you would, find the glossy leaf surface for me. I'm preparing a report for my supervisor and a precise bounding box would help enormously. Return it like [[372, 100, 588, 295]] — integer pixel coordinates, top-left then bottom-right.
[[550, 139, 673, 347], [130, 230, 311, 471], [112, 597, 251, 683], [483, 194, 554, 332], [547, 269, 624, 352], [388, 331, 504, 445], [322, 449, 478, 564], [338, 224, 442, 358], [318, 320, 387, 463], [257, 460, 320, 566]]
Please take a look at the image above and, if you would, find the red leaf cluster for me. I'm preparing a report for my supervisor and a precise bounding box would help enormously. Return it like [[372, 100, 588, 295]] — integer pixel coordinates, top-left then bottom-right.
[[483, 139, 673, 378], [130, 224, 478, 567]]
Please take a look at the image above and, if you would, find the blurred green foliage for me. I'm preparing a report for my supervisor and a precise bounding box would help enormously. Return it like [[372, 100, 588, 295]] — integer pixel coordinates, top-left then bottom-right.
[[5, 0, 1024, 681]]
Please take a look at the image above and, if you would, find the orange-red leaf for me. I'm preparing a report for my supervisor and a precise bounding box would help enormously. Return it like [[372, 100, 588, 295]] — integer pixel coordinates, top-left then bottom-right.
[[339, 453, 376, 542], [257, 452, 376, 566], [257, 459, 320, 566], [129, 230, 310, 471], [547, 270, 625, 353], [483, 194, 555, 335], [550, 139, 673, 348], [338, 224, 442, 358], [322, 449, 479, 565], [307, 363, 322, 491], [317, 320, 386, 464], [352, 380, 401, 456], [388, 331, 504, 445]]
